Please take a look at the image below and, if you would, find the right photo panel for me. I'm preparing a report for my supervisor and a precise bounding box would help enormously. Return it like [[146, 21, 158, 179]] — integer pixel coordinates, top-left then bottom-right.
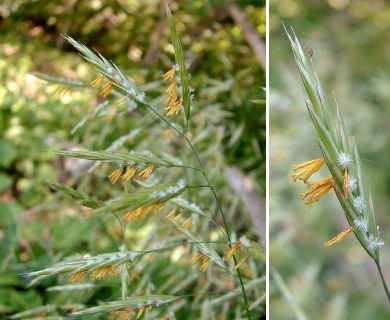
[[269, 1, 390, 318]]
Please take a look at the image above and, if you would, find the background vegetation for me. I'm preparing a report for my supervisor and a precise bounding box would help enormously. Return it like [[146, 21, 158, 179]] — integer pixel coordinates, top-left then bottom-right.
[[270, 0, 390, 319], [0, 0, 265, 318]]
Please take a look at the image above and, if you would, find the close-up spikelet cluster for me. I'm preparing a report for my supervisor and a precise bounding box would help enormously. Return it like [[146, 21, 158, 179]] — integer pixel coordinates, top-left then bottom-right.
[[284, 25, 389, 302]]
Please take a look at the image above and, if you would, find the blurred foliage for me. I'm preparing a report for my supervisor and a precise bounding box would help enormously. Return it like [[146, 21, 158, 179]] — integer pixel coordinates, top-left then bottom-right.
[[270, 0, 390, 319], [0, 0, 265, 318]]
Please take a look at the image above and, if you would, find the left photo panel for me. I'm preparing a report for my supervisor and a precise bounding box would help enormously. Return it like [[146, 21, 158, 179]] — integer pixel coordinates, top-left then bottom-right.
[[0, 1, 267, 319]]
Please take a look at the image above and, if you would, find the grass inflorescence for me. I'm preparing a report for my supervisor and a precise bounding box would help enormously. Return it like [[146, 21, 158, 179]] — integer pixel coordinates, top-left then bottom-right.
[[22, 5, 262, 319], [285, 25, 389, 302]]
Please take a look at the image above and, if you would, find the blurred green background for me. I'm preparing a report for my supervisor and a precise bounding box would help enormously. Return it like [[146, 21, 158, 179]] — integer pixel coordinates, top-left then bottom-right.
[[0, 0, 265, 318], [270, 0, 390, 319]]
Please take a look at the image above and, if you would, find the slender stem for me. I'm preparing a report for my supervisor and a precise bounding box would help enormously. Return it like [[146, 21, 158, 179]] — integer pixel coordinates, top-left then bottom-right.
[[375, 259, 390, 302], [144, 103, 186, 138], [174, 164, 204, 172], [186, 184, 211, 189]]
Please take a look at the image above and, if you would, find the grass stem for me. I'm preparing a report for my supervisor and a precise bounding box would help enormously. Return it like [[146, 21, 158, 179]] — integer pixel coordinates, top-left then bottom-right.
[[375, 259, 390, 302]]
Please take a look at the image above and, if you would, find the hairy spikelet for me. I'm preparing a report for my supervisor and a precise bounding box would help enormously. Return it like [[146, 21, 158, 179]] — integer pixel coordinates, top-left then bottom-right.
[[285, 25, 383, 260]]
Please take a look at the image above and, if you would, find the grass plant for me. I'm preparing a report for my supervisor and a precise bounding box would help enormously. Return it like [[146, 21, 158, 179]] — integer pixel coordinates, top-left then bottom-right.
[[18, 6, 264, 319]]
